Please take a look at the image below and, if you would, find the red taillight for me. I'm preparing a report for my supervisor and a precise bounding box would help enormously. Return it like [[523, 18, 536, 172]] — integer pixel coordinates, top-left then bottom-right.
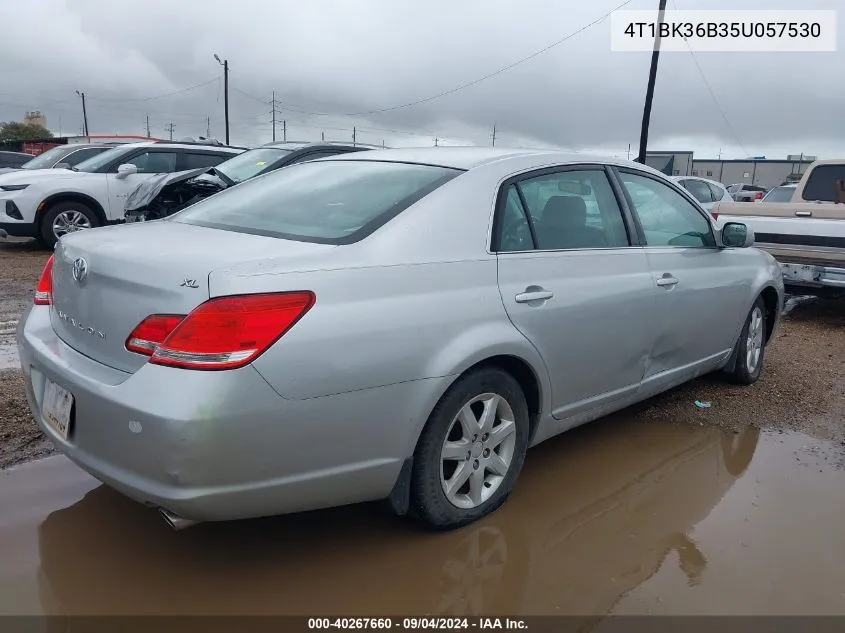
[[125, 314, 186, 355], [34, 255, 54, 305], [710, 210, 719, 220], [755, 191, 763, 200], [128, 292, 316, 370]]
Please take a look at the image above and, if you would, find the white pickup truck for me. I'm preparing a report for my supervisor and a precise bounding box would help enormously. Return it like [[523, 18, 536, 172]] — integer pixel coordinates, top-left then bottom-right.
[[713, 159, 845, 292]]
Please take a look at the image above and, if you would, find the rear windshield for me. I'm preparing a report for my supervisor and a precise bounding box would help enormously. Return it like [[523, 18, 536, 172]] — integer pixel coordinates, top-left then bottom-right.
[[172, 160, 462, 244]]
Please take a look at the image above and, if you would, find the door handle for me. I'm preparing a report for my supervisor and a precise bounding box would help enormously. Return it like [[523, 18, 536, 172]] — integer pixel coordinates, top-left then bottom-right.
[[656, 276, 679, 288], [795, 210, 812, 217], [515, 290, 554, 303]]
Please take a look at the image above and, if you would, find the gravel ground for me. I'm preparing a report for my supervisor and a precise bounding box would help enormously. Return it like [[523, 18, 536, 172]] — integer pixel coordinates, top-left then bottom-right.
[[1, 235, 844, 468]]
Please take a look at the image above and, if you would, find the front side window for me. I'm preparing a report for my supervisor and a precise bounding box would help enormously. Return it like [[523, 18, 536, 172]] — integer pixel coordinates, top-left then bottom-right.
[[173, 160, 462, 244], [118, 151, 178, 174], [762, 186, 795, 203], [511, 169, 629, 250], [621, 172, 715, 248]]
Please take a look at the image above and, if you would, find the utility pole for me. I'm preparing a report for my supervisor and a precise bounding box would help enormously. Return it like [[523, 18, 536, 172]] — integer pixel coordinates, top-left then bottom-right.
[[382, 140, 385, 148], [434, 137, 439, 147], [214, 54, 229, 144], [636, 0, 667, 164], [352, 126, 356, 146], [271, 90, 276, 142], [75, 90, 89, 136], [283, 120, 286, 142], [146, 114, 151, 138], [206, 116, 211, 139], [627, 143, 631, 160], [166, 123, 175, 140], [492, 123, 497, 147], [321, 131, 325, 141]]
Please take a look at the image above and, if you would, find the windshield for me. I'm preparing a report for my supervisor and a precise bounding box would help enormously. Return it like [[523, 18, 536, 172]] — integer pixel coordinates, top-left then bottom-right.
[[762, 186, 795, 203], [20, 146, 74, 170], [214, 147, 292, 183], [174, 160, 462, 244], [74, 145, 138, 173]]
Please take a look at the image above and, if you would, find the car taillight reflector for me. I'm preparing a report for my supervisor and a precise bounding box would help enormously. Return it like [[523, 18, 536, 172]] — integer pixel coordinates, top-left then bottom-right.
[[34, 255, 54, 305], [138, 292, 316, 371], [710, 210, 719, 220], [755, 191, 763, 200], [125, 314, 186, 355]]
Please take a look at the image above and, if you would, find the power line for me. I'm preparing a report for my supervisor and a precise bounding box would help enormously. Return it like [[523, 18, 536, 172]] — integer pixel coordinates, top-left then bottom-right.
[[267, 0, 635, 118], [670, 0, 748, 156], [86, 77, 219, 103]]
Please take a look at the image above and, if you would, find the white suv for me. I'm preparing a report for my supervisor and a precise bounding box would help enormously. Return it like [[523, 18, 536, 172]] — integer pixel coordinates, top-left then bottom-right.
[[0, 141, 242, 247]]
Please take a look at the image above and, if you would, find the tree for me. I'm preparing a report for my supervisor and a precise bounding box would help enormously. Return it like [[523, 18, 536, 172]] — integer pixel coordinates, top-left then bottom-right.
[[0, 121, 53, 142]]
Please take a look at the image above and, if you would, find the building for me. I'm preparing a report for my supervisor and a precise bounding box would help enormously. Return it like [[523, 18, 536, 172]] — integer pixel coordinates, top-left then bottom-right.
[[644, 151, 694, 177], [646, 150, 817, 189], [24, 110, 47, 128]]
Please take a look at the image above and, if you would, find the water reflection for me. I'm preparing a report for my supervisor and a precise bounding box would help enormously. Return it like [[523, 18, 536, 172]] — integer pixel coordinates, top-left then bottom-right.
[[34, 419, 760, 618]]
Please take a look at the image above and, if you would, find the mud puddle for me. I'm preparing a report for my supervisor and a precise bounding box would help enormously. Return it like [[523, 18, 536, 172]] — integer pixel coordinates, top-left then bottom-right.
[[0, 417, 843, 619]]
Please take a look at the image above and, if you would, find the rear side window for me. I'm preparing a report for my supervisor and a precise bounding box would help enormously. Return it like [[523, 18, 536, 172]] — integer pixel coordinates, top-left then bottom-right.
[[64, 147, 107, 167], [802, 164, 845, 202], [511, 169, 629, 250], [681, 178, 715, 204], [762, 186, 795, 203], [173, 160, 462, 244], [706, 181, 726, 201]]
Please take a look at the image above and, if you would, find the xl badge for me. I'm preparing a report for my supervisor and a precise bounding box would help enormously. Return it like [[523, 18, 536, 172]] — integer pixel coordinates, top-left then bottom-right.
[[180, 278, 199, 288]]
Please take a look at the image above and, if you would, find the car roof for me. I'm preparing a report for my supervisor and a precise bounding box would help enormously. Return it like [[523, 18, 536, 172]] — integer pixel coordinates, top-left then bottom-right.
[[672, 175, 726, 187], [321, 146, 660, 173], [116, 141, 241, 152]]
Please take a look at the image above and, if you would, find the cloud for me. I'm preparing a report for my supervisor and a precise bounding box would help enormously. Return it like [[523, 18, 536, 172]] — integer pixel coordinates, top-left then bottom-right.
[[1, 0, 841, 158]]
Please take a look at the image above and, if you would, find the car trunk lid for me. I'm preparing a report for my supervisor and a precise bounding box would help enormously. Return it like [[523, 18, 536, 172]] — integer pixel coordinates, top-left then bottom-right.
[[50, 221, 335, 373]]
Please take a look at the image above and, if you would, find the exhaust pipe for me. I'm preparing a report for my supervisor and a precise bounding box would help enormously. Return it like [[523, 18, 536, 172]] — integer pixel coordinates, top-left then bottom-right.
[[159, 508, 200, 531]]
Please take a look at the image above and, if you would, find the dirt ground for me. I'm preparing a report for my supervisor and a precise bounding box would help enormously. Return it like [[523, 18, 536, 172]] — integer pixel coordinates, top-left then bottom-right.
[[1, 235, 844, 469]]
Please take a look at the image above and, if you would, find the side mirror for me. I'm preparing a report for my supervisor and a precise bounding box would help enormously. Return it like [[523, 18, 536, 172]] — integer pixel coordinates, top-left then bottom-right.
[[116, 164, 138, 179], [54, 162, 71, 170], [721, 222, 754, 248]]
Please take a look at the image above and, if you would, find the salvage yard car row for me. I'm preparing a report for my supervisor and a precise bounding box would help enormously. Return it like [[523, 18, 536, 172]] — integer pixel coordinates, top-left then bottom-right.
[[13, 146, 785, 531]]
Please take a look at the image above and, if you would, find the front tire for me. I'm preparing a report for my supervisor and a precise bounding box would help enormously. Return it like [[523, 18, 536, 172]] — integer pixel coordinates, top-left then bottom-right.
[[410, 368, 530, 530], [40, 202, 99, 248], [726, 297, 767, 385]]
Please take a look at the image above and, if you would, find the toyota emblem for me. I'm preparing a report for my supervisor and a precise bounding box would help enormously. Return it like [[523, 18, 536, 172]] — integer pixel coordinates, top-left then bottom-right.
[[72, 257, 88, 283]]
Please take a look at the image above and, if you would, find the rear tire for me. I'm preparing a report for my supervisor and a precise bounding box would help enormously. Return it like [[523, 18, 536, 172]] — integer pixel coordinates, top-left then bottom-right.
[[725, 297, 767, 385], [410, 368, 530, 530], [40, 201, 99, 248]]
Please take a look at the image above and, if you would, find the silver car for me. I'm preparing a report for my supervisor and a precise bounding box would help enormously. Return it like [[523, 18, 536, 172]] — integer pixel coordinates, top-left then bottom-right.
[[17, 148, 784, 530]]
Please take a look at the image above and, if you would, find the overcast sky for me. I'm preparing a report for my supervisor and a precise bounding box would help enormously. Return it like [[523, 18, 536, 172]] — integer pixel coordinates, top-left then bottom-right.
[[0, 0, 841, 159]]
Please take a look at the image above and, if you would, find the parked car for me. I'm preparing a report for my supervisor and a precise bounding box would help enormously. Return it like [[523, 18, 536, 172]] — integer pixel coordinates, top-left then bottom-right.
[[714, 159, 845, 291], [0, 143, 117, 176], [0, 141, 243, 247], [671, 176, 732, 218], [18, 148, 784, 531], [760, 184, 797, 203], [124, 141, 380, 223], [0, 150, 35, 173], [727, 183, 768, 202]]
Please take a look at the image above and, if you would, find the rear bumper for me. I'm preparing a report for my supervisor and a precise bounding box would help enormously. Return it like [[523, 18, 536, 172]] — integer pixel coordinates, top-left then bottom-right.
[[781, 262, 845, 290], [17, 305, 438, 522]]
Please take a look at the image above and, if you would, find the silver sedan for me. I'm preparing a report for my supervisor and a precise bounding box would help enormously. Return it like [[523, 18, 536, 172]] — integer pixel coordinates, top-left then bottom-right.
[[17, 147, 784, 530]]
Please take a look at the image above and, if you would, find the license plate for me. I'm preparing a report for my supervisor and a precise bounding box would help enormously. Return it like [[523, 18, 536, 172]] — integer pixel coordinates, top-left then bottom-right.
[[42, 379, 74, 440]]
